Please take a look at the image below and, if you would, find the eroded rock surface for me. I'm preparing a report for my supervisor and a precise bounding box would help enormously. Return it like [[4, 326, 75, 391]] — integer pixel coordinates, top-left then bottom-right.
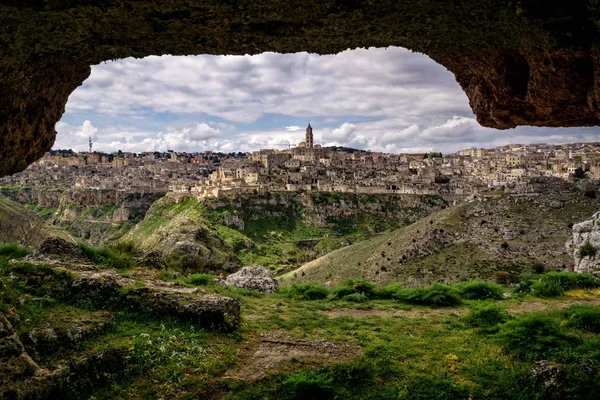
[[225, 265, 278, 293], [2, 2, 600, 176], [567, 211, 600, 273], [226, 331, 360, 381]]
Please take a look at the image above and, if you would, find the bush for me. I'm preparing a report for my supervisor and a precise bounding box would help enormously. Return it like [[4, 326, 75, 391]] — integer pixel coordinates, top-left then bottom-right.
[[184, 273, 216, 286], [455, 279, 505, 300], [492, 271, 510, 284], [495, 315, 578, 360], [531, 262, 546, 274], [0, 243, 31, 260], [418, 284, 463, 307], [531, 279, 565, 298], [343, 293, 369, 303], [280, 370, 334, 400], [331, 280, 376, 299], [376, 282, 406, 299], [281, 283, 329, 300], [564, 305, 600, 333], [463, 304, 510, 332], [379, 284, 462, 307], [79, 241, 137, 270], [579, 241, 597, 258], [532, 272, 600, 298]]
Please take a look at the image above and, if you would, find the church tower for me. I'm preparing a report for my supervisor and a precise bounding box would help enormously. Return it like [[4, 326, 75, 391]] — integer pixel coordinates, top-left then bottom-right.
[[306, 122, 313, 148]]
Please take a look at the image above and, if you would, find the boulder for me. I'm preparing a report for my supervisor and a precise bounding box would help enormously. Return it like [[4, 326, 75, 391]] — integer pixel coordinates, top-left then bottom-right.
[[39, 237, 84, 259], [174, 241, 200, 256], [224, 266, 278, 294], [566, 211, 600, 273], [530, 360, 564, 388], [135, 250, 164, 268]]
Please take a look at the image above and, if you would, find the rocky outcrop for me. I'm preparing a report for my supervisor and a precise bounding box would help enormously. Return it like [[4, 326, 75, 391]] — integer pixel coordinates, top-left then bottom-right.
[[567, 211, 600, 273], [225, 266, 279, 294], [2, 2, 600, 176], [0, 313, 48, 400], [39, 237, 84, 259], [67, 270, 241, 330]]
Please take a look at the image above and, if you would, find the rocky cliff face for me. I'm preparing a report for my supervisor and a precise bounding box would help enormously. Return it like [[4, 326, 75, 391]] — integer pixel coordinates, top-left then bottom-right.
[[567, 211, 600, 273], [2, 1, 600, 176], [205, 192, 447, 232], [1, 188, 164, 246]]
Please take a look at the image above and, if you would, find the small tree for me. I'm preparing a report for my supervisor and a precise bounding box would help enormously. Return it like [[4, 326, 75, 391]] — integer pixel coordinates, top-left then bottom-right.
[[574, 167, 586, 179], [579, 241, 597, 258]]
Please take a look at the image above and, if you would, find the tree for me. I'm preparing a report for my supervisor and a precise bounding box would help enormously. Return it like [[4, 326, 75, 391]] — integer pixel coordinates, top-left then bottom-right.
[[574, 167, 586, 179]]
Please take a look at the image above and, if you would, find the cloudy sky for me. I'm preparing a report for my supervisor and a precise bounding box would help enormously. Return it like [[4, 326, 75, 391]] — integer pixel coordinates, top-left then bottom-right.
[[55, 46, 600, 154]]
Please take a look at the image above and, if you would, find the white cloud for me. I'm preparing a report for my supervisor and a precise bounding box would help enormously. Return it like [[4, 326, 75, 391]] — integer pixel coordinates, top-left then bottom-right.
[[55, 47, 600, 154]]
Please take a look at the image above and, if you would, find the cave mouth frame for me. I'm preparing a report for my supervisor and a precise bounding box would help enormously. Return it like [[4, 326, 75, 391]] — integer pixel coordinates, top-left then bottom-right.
[[2, 0, 600, 176]]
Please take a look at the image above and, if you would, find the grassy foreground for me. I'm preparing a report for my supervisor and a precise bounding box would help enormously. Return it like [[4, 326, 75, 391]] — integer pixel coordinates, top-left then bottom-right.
[[2, 244, 600, 399]]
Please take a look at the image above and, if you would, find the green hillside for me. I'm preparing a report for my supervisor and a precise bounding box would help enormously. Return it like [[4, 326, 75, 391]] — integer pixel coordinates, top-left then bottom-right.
[[280, 185, 600, 287], [124, 193, 446, 274]]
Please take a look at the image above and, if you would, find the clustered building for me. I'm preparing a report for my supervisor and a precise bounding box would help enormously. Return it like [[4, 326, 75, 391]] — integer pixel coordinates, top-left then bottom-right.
[[3, 124, 600, 201]]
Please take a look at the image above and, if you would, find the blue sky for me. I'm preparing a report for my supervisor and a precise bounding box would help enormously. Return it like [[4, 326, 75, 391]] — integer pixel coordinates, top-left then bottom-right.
[[54, 47, 600, 154]]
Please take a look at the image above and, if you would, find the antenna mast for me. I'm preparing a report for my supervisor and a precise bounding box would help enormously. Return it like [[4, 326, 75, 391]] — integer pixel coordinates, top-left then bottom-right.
[[89, 134, 93, 153]]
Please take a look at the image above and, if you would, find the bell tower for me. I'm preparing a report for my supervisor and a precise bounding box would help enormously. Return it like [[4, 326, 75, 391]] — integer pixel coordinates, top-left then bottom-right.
[[306, 122, 313, 148]]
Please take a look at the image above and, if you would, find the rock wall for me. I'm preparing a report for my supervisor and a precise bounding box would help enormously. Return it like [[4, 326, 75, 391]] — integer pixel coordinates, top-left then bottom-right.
[[2, 1, 600, 176], [567, 211, 600, 273], [203, 192, 447, 231]]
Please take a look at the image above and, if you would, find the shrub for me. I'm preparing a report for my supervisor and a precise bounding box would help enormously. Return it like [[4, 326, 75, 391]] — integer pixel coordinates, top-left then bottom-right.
[[376, 282, 406, 299], [531, 279, 565, 298], [281, 283, 329, 300], [79, 241, 137, 270], [564, 305, 600, 333], [331, 280, 376, 299], [0, 243, 31, 260], [495, 315, 578, 360], [107, 250, 136, 270], [418, 284, 463, 307], [456, 279, 505, 300], [501, 241, 510, 250], [532, 272, 600, 298], [184, 273, 216, 286], [512, 279, 535, 295], [463, 304, 510, 332], [531, 262, 546, 274], [493, 271, 510, 284], [579, 241, 597, 258], [280, 370, 334, 400], [343, 293, 369, 303]]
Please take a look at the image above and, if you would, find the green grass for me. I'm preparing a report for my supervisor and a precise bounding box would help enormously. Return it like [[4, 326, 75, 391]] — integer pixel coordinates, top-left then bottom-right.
[[0, 242, 31, 260], [185, 273, 217, 286], [79, 241, 137, 270], [5, 258, 600, 399]]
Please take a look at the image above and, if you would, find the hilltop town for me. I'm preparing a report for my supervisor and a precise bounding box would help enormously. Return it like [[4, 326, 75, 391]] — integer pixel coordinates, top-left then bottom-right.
[[2, 124, 600, 200]]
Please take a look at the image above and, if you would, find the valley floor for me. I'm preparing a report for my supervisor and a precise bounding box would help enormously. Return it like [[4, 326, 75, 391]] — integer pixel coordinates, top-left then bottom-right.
[[3, 254, 600, 399]]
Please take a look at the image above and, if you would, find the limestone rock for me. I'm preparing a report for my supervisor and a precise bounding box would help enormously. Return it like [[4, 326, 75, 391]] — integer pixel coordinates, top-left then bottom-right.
[[174, 241, 200, 256], [567, 211, 600, 273], [135, 250, 164, 268], [222, 214, 245, 230], [224, 266, 278, 294], [39, 237, 84, 259], [530, 360, 564, 388], [3, 3, 600, 176]]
